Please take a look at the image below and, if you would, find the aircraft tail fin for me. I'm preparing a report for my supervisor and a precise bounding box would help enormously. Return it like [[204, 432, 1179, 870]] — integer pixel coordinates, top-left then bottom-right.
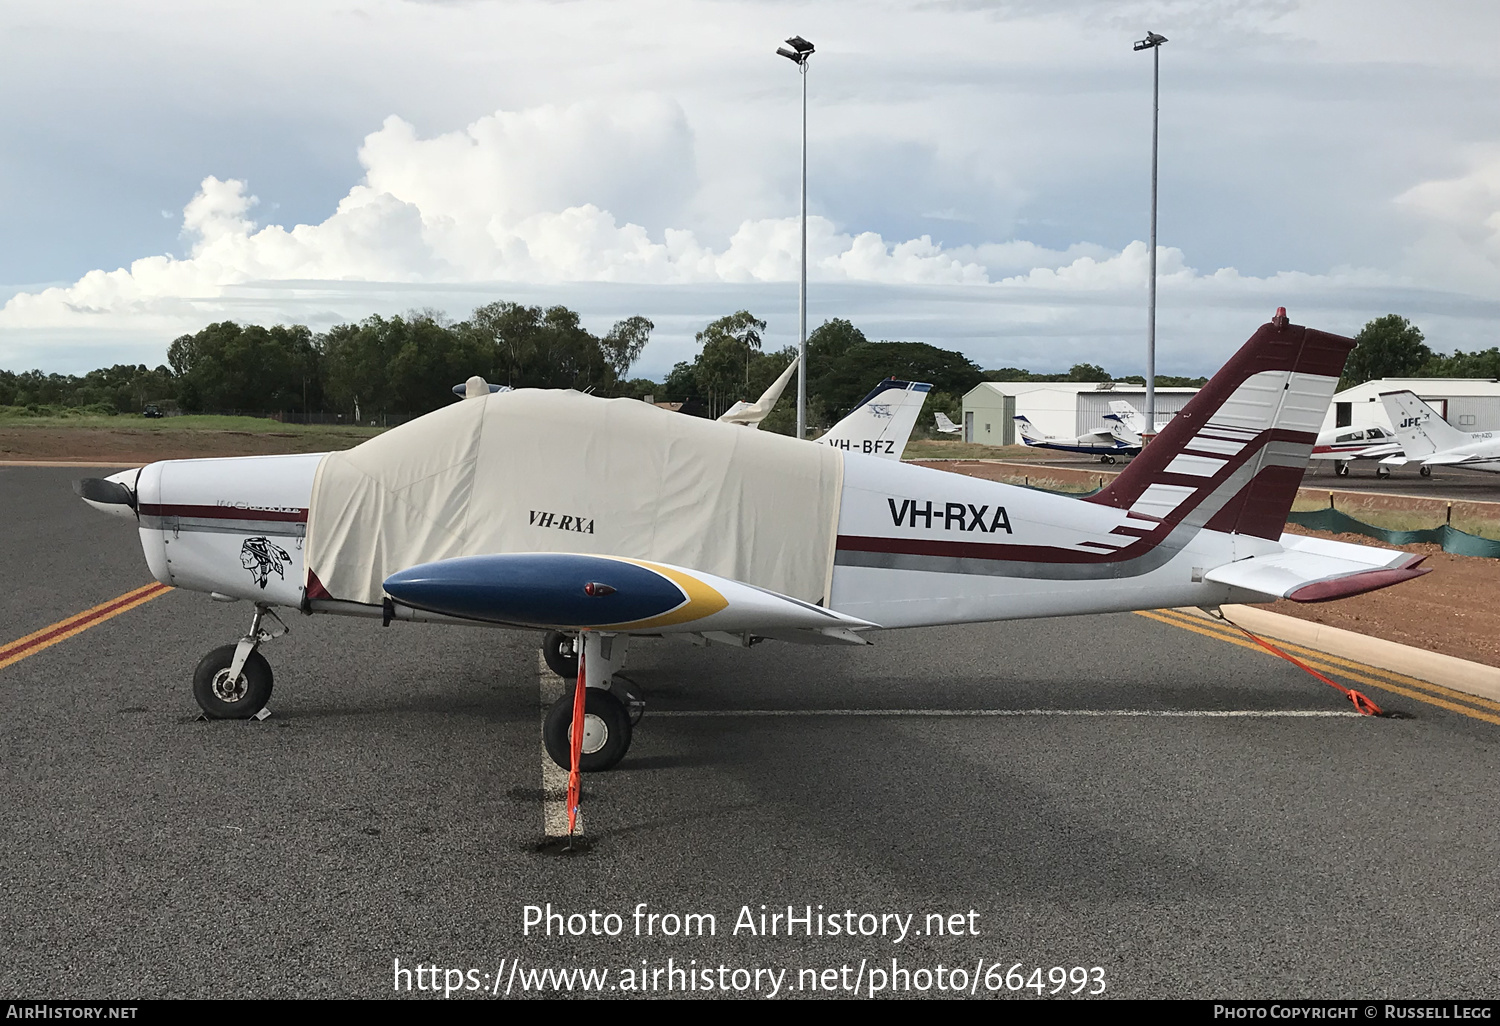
[[1087, 313, 1355, 540], [718, 357, 799, 428], [933, 411, 961, 434], [1379, 390, 1465, 458], [817, 378, 931, 459], [1013, 415, 1042, 443], [1106, 400, 1145, 435]]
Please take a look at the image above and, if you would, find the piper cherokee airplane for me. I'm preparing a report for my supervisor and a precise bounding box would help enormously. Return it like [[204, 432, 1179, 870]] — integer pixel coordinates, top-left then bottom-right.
[[1014, 413, 1138, 464], [77, 311, 1429, 775], [1379, 390, 1500, 476]]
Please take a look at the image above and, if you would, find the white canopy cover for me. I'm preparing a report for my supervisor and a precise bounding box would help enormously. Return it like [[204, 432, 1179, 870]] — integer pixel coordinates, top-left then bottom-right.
[[305, 389, 845, 607]]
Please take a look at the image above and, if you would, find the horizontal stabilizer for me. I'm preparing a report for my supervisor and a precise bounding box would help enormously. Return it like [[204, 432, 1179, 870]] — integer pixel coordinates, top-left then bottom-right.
[[1204, 534, 1429, 603]]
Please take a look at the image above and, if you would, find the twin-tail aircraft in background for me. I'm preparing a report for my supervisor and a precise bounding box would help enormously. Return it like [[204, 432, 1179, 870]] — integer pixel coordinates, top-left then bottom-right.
[[1379, 390, 1500, 476], [77, 311, 1430, 775]]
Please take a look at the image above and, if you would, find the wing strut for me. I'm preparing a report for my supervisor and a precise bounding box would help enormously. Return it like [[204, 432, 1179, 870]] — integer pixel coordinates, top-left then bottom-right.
[[1209, 609, 1386, 716], [567, 639, 587, 839]]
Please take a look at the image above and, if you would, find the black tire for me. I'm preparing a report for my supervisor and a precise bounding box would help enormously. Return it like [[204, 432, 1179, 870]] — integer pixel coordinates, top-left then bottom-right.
[[1335, 462, 1350, 476], [192, 644, 273, 719], [1419, 465, 1432, 478], [542, 631, 579, 679], [543, 688, 632, 772], [1376, 466, 1391, 479], [1101, 454, 1116, 465]]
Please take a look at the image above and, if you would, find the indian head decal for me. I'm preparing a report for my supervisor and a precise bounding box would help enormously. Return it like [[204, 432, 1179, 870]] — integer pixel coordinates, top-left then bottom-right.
[[241, 536, 292, 588]]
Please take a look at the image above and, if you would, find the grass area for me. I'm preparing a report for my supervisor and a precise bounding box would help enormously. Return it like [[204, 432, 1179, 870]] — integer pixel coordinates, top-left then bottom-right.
[[0, 409, 382, 435]]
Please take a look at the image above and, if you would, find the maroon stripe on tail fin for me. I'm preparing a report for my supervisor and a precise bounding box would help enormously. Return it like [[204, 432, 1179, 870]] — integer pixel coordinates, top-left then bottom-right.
[[1086, 318, 1355, 540]]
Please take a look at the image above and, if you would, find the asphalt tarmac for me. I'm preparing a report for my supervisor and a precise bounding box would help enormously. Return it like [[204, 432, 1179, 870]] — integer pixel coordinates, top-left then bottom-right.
[[2, 466, 1497, 1000]]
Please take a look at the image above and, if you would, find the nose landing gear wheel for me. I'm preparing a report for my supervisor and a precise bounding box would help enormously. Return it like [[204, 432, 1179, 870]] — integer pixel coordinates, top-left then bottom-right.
[[542, 631, 579, 679], [544, 688, 632, 772], [192, 644, 274, 719]]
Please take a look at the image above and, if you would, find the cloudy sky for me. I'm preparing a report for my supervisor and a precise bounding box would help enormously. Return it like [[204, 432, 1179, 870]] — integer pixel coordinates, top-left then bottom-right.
[[2, 0, 1498, 379]]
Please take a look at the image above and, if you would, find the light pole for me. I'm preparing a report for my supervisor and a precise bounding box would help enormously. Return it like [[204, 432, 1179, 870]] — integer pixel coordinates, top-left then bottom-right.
[[1134, 30, 1166, 446], [777, 34, 814, 437]]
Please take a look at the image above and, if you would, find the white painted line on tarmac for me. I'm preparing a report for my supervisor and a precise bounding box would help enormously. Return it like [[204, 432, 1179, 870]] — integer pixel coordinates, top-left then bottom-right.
[[651, 709, 1364, 718], [538, 651, 579, 837]]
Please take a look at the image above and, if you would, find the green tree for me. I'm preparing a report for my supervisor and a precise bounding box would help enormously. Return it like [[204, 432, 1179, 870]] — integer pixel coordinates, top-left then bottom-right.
[[168, 322, 318, 413], [601, 316, 654, 380], [1342, 315, 1432, 389], [693, 311, 768, 412], [1066, 363, 1110, 382]]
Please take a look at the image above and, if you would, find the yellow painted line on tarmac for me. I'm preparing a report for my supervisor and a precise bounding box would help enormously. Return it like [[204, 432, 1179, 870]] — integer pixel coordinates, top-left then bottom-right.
[[1135, 608, 1500, 728], [0, 583, 172, 672], [1151, 608, 1500, 715]]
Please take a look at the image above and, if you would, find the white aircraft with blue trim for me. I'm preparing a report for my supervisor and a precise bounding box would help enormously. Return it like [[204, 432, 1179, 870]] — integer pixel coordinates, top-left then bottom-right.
[[77, 311, 1429, 775], [1014, 413, 1139, 464]]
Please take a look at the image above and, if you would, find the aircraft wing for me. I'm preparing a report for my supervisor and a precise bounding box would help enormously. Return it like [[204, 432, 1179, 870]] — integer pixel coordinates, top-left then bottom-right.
[[1308, 442, 1403, 461], [1421, 452, 1500, 468], [382, 552, 877, 644], [1203, 534, 1429, 603]]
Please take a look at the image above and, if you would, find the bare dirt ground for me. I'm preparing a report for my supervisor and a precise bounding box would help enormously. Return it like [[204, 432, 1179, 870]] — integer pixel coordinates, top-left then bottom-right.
[[925, 460, 1500, 667]]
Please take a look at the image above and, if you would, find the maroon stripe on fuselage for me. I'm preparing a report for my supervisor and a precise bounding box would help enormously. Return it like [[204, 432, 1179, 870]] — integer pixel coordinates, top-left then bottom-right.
[[138, 503, 307, 523], [835, 533, 1150, 565]]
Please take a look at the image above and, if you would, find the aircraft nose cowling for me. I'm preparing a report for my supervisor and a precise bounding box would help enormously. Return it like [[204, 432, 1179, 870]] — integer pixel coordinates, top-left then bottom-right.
[[382, 553, 688, 628]]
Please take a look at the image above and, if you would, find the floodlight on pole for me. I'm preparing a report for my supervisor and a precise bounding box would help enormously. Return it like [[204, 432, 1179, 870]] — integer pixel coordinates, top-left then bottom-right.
[[777, 35, 814, 438], [1134, 29, 1166, 447]]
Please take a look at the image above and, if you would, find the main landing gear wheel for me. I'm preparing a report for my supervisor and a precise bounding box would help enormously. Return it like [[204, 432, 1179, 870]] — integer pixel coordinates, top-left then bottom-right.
[[1419, 465, 1432, 478], [544, 688, 632, 772], [1101, 454, 1116, 465], [1376, 465, 1391, 479], [542, 631, 579, 679], [1336, 461, 1350, 477], [192, 644, 274, 719]]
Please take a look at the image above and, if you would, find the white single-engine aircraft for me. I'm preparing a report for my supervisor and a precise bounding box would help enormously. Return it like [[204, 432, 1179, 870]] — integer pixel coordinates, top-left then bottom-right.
[[77, 313, 1429, 774], [1013, 414, 1138, 464], [1379, 390, 1500, 476]]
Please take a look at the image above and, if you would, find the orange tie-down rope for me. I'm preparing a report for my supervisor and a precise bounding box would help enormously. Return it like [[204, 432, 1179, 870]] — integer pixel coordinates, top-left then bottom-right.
[[1215, 612, 1386, 716], [567, 640, 587, 837]]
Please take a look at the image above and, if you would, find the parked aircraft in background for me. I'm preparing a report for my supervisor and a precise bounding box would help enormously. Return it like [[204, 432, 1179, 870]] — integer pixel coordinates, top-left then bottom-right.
[[815, 378, 930, 459], [1307, 423, 1403, 477], [1380, 390, 1500, 476], [1103, 401, 1172, 445], [716, 357, 799, 428], [719, 362, 928, 460], [934, 412, 963, 435], [1014, 414, 1137, 463], [77, 313, 1428, 776]]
